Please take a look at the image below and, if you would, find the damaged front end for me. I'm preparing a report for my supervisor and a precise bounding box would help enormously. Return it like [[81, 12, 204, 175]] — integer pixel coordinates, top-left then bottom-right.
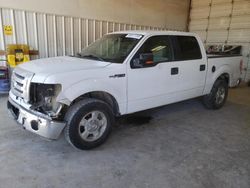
[[29, 83, 64, 119], [8, 68, 66, 139]]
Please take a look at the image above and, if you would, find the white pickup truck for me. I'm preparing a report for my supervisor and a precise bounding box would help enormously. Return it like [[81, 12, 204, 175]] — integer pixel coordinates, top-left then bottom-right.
[[8, 31, 242, 150]]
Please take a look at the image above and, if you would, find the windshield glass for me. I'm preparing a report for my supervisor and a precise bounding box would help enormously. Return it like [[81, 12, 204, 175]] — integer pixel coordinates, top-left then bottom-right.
[[78, 34, 143, 63]]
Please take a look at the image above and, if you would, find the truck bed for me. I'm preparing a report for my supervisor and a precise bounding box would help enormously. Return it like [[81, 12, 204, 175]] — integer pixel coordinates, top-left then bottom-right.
[[207, 54, 242, 58], [206, 54, 242, 88]]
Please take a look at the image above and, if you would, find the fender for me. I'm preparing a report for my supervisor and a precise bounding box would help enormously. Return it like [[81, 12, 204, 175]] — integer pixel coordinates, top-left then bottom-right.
[[56, 78, 127, 115], [203, 64, 232, 94]]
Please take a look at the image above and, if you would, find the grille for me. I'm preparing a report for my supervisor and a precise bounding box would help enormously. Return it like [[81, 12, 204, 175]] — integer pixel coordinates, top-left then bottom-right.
[[11, 68, 34, 102]]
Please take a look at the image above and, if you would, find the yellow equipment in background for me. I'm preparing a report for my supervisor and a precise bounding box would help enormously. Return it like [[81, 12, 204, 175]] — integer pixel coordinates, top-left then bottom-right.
[[7, 44, 30, 68]]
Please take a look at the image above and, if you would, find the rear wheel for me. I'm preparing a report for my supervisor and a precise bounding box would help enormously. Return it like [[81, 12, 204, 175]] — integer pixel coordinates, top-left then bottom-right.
[[64, 98, 114, 150], [202, 79, 228, 109]]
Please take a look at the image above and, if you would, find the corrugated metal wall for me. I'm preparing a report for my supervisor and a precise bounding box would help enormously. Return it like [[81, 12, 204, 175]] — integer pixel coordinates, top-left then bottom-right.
[[189, 0, 250, 81], [0, 7, 167, 61]]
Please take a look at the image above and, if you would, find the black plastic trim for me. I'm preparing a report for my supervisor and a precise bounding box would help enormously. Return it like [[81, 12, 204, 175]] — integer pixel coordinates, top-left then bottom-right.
[[207, 54, 242, 58]]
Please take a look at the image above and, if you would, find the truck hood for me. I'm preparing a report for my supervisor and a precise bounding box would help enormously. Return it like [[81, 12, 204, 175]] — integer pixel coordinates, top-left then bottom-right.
[[18, 56, 111, 75]]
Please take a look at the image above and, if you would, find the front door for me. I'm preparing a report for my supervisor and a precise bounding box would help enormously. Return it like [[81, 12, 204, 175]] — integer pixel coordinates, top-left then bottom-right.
[[127, 35, 175, 113], [127, 35, 206, 114]]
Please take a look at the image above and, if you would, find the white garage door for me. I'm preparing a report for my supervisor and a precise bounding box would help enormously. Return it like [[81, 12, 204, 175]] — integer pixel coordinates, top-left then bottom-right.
[[189, 0, 250, 81]]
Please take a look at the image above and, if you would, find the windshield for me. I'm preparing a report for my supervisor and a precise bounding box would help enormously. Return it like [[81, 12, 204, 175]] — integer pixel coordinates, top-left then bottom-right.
[[78, 34, 143, 63]]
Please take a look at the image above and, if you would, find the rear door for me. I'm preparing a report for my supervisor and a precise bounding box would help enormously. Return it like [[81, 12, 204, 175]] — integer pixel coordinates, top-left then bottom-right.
[[169, 35, 207, 96], [127, 35, 207, 113]]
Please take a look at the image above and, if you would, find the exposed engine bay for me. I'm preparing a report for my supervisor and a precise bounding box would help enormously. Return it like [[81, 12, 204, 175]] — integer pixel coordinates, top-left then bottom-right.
[[29, 83, 63, 118]]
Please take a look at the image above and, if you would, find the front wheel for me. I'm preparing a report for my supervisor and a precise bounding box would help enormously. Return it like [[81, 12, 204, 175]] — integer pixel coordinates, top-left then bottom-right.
[[202, 79, 228, 109], [64, 98, 114, 150]]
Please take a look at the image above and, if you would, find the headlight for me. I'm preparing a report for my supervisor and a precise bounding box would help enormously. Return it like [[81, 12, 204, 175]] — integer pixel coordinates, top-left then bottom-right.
[[30, 83, 61, 113]]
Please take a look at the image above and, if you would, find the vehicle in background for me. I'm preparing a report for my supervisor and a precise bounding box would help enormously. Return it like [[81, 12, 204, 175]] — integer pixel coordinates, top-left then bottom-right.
[[0, 66, 10, 94]]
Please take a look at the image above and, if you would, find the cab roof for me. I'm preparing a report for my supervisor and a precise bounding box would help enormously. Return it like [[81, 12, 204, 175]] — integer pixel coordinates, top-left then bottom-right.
[[111, 30, 198, 37]]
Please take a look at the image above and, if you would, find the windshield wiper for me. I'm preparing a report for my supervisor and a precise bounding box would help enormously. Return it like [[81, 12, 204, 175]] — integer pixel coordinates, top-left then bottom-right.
[[78, 54, 106, 62]]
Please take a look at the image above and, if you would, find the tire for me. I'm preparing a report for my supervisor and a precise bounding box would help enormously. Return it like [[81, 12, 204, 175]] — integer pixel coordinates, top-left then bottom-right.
[[202, 79, 228, 110], [64, 98, 114, 150]]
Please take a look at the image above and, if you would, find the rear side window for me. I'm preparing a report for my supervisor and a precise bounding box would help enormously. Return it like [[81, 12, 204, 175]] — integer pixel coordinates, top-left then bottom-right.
[[172, 36, 202, 61]]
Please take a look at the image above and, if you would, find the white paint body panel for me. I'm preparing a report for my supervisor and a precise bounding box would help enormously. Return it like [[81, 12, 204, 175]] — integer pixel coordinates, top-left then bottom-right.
[[126, 33, 208, 113], [17, 31, 242, 115], [204, 56, 242, 94]]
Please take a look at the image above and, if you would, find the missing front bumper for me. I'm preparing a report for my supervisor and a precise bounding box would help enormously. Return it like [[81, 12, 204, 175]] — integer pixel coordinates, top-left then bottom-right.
[[7, 97, 66, 140]]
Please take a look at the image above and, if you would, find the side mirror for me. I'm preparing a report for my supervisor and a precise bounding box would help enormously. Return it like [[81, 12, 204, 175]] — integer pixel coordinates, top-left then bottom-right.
[[139, 53, 154, 66], [132, 53, 154, 68]]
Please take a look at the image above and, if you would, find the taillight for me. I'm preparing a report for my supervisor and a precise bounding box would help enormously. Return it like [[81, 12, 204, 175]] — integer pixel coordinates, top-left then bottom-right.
[[240, 59, 243, 74]]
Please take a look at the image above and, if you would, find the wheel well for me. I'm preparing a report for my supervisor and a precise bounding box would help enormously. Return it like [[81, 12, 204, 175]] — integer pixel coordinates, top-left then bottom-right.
[[217, 73, 229, 85], [71, 91, 120, 116]]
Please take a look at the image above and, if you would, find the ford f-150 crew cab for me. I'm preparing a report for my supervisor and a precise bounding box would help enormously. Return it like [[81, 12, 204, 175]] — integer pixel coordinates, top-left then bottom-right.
[[7, 31, 242, 150]]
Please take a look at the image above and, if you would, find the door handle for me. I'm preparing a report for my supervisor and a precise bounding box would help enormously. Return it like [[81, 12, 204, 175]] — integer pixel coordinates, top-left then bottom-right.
[[200, 64, 206, 71], [171, 67, 179, 75]]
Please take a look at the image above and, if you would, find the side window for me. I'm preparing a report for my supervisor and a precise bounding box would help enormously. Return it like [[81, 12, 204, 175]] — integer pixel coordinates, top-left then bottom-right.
[[173, 36, 202, 61], [131, 36, 172, 68]]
